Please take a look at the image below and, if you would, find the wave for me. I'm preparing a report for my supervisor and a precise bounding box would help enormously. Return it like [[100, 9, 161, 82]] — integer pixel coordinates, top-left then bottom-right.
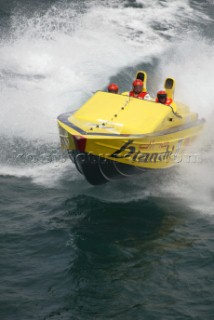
[[0, 0, 213, 215], [0, 0, 209, 141]]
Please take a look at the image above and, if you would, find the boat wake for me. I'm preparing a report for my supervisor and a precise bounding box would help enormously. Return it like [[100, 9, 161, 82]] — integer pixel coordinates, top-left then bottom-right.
[[0, 0, 213, 213]]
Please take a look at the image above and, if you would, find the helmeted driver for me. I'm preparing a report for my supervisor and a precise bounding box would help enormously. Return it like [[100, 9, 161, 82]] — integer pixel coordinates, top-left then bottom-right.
[[156, 90, 172, 105], [108, 83, 119, 94], [129, 79, 150, 100]]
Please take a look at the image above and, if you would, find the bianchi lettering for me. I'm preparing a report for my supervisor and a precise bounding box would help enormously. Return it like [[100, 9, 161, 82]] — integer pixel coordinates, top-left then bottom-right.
[[110, 140, 175, 163]]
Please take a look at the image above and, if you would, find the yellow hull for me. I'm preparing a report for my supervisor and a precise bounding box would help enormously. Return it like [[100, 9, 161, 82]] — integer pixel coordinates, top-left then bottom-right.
[[57, 91, 205, 184]]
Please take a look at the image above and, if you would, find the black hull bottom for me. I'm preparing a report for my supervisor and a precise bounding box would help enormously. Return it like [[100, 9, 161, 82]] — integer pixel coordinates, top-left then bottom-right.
[[68, 151, 146, 185]]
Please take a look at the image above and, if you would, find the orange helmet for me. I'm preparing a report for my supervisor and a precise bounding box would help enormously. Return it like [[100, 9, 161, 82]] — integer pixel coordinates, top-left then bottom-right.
[[157, 90, 167, 102], [133, 79, 143, 87], [108, 83, 119, 93]]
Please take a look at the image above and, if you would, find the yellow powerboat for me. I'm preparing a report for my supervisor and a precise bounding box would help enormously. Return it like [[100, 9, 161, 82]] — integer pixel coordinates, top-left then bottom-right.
[[57, 72, 205, 185]]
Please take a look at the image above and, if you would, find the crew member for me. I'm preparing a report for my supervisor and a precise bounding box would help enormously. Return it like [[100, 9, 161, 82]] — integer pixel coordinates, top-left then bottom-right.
[[156, 90, 172, 105], [129, 79, 150, 100], [108, 83, 119, 94]]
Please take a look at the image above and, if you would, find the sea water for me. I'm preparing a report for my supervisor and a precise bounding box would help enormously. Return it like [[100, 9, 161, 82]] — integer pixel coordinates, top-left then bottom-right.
[[0, 1, 214, 319]]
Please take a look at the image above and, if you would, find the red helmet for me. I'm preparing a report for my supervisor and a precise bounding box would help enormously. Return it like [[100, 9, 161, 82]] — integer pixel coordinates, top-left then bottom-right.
[[108, 83, 119, 93], [157, 90, 167, 101], [133, 79, 143, 87]]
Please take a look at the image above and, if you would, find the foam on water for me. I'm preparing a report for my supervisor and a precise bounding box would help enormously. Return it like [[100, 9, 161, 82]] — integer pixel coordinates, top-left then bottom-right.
[[0, 0, 213, 214], [158, 37, 214, 117], [0, 161, 78, 186], [0, 0, 207, 140], [159, 124, 214, 215], [153, 37, 214, 214]]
